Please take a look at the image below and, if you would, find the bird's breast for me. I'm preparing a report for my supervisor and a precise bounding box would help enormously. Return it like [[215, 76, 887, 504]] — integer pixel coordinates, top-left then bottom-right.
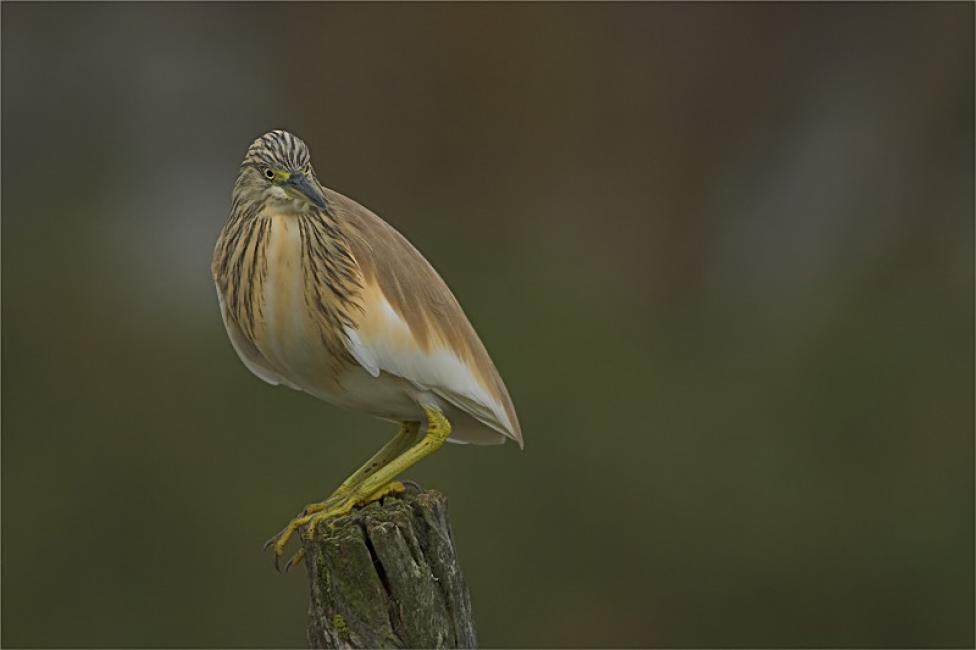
[[254, 214, 337, 391]]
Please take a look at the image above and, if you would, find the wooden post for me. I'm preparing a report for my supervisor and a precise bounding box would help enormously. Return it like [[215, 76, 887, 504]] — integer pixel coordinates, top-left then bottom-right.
[[302, 489, 478, 649]]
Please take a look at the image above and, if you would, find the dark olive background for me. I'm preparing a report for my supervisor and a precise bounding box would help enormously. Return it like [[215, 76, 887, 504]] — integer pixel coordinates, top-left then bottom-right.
[[2, 2, 973, 647]]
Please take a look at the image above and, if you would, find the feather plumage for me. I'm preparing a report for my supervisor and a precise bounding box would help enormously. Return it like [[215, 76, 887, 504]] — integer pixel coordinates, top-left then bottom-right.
[[213, 132, 521, 448]]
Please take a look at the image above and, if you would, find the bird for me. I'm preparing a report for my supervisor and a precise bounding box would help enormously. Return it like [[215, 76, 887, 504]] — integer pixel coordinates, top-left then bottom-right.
[[212, 129, 522, 571]]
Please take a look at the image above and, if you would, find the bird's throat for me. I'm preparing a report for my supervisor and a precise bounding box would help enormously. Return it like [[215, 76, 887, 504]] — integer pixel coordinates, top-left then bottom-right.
[[266, 186, 316, 215]]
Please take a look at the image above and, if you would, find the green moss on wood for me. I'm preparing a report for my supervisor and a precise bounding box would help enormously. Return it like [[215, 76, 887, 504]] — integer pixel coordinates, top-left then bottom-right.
[[332, 614, 350, 642]]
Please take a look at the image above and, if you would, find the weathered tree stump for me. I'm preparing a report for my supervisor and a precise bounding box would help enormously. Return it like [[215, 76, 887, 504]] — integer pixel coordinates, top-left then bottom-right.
[[302, 489, 477, 649]]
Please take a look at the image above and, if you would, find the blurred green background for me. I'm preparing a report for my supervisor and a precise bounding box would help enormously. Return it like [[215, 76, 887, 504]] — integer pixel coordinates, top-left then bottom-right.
[[2, 2, 973, 648]]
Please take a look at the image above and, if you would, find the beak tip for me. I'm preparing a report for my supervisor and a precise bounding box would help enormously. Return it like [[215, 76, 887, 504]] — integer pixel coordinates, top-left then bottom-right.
[[287, 174, 329, 212]]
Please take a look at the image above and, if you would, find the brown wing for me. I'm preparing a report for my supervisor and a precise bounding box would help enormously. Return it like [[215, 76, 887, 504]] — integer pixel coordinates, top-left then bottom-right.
[[326, 188, 523, 447]]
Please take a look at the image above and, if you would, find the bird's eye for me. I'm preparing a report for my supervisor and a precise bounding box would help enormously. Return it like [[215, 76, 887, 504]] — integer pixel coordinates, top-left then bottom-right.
[[303, 164, 312, 176], [263, 168, 274, 179]]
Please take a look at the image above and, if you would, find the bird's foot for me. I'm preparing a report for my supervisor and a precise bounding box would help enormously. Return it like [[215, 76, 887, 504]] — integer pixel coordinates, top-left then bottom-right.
[[263, 494, 346, 572], [362, 479, 407, 503], [264, 481, 407, 572]]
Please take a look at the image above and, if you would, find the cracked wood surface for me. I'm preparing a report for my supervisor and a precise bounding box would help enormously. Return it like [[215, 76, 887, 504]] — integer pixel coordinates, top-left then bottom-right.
[[302, 489, 477, 649]]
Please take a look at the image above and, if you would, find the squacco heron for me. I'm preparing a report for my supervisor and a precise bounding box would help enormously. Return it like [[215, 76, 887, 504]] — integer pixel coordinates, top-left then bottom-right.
[[212, 130, 523, 571]]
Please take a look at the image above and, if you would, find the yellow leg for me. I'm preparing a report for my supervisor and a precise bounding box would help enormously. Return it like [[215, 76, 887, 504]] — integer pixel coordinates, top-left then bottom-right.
[[303, 421, 420, 514], [265, 421, 422, 571], [347, 406, 451, 506], [269, 406, 452, 571]]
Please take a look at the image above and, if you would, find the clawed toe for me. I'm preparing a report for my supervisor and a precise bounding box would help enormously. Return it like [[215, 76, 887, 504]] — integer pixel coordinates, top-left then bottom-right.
[[264, 518, 306, 571], [400, 479, 424, 493], [284, 549, 305, 572], [263, 498, 358, 572], [263, 482, 409, 573]]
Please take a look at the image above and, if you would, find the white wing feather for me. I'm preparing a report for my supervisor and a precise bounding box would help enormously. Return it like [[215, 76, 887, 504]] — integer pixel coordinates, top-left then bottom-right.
[[343, 294, 515, 444]]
